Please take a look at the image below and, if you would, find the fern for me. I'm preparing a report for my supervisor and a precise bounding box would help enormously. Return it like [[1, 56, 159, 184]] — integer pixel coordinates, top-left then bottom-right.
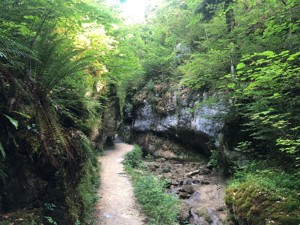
[[31, 31, 91, 96], [36, 102, 75, 164], [28, 29, 94, 162], [0, 35, 36, 62]]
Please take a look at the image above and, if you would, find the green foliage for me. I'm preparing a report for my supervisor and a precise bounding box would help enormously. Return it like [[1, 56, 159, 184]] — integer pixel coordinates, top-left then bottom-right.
[[132, 174, 179, 225], [226, 163, 300, 225], [124, 145, 179, 225], [4, 114, 19, 129], [233, 141, 253, 154], [44, 203, 56, 211], [31, 31, 91, 96], [231, 162, 300, 193], [76, 159, 99, 224], [67, 133, 100, 224], [124, 145, 143, 168], [208, 148, 219, 168], [131, 3, 300, 223], [0, 0, 133, 223], [179, 48, 231, 89], [1, 0, 300, 223], [0, 120, 8, 180], [146, 79, 155, 91], [0, 35, 35, 67], [142, 45, 173, 80], [126, 168, 179, 225], [221, 50, 300, 165], [44, 216, 58, 225], [0, 142, 5, 158], [53, 88, 103, 135]]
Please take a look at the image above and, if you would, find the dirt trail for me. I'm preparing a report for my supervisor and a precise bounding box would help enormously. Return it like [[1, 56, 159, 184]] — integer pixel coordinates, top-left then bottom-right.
[[95, 143, 146, 225]]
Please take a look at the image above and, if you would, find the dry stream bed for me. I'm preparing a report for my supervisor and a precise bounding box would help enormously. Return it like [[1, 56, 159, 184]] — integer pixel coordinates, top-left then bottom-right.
[[143, 157, 227, 225]]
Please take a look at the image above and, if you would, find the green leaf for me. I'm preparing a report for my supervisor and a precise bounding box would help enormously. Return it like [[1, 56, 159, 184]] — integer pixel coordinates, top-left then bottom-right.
[[261, 50, 276, 58], [287, 51, 300, 61], [12, 111, 31, 119], [0, 142, 5, 158], [279, 50, 290, 56], [4, 114, 19, 129], [236, 63, 245, 70], [227, 82, 236, 89], [224, 74, 232, 78]]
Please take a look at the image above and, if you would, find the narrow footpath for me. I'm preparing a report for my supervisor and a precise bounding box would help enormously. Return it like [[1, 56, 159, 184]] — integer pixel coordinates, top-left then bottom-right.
[[95, 143, 146, 225]]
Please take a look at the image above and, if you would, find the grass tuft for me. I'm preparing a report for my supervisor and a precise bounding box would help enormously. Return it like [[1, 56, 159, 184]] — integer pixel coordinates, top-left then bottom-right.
[[124, 146, 179, 225]]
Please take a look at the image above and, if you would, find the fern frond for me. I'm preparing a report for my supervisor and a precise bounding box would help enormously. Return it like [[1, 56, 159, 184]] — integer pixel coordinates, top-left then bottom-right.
[[0, 35, 36, 62], [31, 31, 92, 95], [0, 141, 5, 159], [36, 103, 73, 164], [42, 52, 91, 93]]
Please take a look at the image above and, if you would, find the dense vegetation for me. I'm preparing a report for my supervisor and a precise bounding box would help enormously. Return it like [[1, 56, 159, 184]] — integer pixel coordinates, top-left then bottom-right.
[[0, 0, 299, 224], [123, 0, 300, 224], [0, 0, 142, 224], [226, 163, 300, 225], [135, 0, 300, 167]]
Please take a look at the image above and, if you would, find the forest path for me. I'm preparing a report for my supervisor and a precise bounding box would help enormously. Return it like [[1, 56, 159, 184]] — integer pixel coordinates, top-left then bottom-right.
[[95, 143, 146, 225]]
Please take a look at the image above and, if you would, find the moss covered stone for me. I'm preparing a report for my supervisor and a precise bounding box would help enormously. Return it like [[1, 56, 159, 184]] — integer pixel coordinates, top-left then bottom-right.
[[225, 170, 300, 225]]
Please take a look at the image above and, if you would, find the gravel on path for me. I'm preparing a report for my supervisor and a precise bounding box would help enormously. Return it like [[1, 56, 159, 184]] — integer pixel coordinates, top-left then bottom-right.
[[95, 143, 146, 225]]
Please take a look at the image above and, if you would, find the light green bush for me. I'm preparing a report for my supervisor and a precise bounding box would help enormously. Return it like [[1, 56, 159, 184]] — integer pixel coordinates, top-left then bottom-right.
[[124, 145, 143, 168]]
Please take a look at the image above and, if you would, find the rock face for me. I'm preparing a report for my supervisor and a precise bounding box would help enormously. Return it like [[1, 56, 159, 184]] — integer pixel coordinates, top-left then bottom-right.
[[121, 82, 252, 176], [101, 96, 121, 147], [120, 81, 254, 176], [92, 86, 121, 149], [122, 84, 227, 157], [0, 155, 48, 211], [133, 91, 225, 139]]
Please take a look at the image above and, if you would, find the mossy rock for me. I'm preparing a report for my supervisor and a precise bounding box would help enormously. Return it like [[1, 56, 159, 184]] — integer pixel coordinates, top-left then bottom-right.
[[194, 207, 212, 223], [225, 181, 300, 225]]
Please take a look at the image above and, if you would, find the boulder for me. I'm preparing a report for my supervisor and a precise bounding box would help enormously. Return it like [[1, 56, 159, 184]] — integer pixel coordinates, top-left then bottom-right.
[[178, 201, 192, 223]]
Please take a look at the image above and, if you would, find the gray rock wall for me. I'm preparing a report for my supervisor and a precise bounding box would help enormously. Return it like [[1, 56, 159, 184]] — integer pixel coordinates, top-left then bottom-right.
[[126, 85, 228, 156], [121, 83, 250, 175], [133, 92, 226, 137]]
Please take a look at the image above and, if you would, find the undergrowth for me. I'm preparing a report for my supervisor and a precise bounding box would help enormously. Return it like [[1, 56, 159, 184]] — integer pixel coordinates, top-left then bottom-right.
[[124, 146, 179, 225], [71, 134, 100, 224], [124, 145, 143, 168], [225, 162, 300, 225]]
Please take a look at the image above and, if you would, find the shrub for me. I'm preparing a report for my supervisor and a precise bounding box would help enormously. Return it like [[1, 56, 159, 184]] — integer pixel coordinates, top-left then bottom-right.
[[130, 172, 179, 225], [124, 145, 143, 168]]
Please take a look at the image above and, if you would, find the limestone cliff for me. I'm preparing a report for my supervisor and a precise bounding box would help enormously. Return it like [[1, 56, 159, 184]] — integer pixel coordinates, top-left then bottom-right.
[[120, 81, 249, 175]]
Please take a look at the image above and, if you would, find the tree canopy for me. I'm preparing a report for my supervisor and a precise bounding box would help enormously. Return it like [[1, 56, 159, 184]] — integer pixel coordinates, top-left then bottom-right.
[[134, 0, 300, 167]]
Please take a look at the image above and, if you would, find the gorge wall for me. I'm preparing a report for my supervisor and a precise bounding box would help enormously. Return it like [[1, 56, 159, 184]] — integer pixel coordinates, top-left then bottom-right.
[[0, 68, 120, 224], [120, 81, 248, 175]]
